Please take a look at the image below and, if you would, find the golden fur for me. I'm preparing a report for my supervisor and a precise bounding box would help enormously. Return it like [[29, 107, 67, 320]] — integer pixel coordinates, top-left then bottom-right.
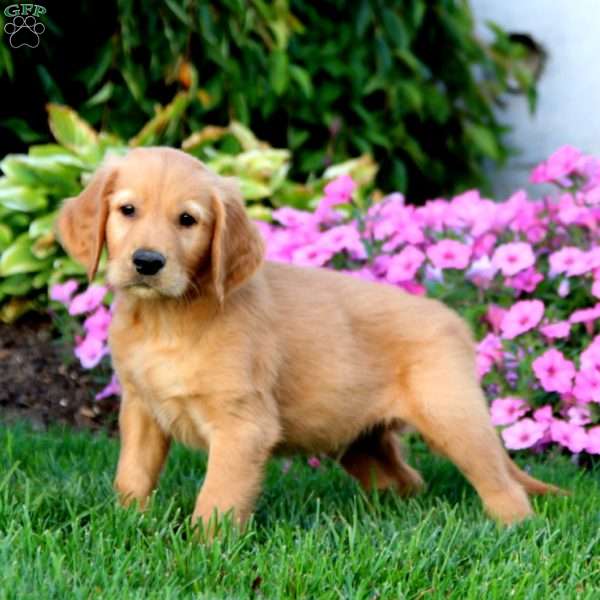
[[57, 147, 561, 529]]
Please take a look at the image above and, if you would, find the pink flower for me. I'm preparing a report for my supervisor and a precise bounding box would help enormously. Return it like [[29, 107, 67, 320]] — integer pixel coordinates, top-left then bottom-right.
[[49, 280, 79, 305], [386, 246, 425, 283], [291, 244, 333, 267], [581, 339, 600, 376], [539, 321, 571, 339], [549, 247, 589, 277], [476, 333, 503, 377], [466, 255, 498, 288], [566, 406, 592, 426], [492, 242, 535, 276], [569, 304, 600, 324], [490, 397, 529, 426], [426, 239, 471, 270], [74, 334, 107, 369], [501, 418, 547, 450], [572, 369, 600, 404], [307, 456, 321, 468], [316, 224, 366, 259], [505, 267, 543, 294], [586, 427, 600, 454], [95, 373, 121, 400], [530, 145, 582, 183], [69, 284, 108, 316], [399, 281, 426, 296], [533, 405, 554, 424], [323, 175, 356, 204], [532, 348, 575, 394], [550, 419, 588, 453], [272, 207, 314, 228], [485, 304, 507, 335], [83, 305, 112, 342], [500, 300, 545, 339]]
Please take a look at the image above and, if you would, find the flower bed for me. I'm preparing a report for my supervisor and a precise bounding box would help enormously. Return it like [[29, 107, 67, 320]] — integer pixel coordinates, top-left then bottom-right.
[[52, 146, 600, 458]]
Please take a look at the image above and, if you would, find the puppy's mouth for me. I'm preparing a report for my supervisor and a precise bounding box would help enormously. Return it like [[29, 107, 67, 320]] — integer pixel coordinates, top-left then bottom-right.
[[120, 277, 188, 300]]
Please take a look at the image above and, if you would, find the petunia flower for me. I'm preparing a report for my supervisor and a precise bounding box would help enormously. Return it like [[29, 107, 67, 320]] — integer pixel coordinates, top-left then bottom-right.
[[500, 300, 545, 339], [532, 348, 575, 394], [586, 427, 600, 454], [490, 397, 529, 426], [492, 242, 535, 276], [550, 419, 588, 453], [95, 373, 121, 400], [540, 321, 571, 339], [386, 246, 425, 283], [549, 247, 589, 277], [49, 280, 79, 306], [501, 418, 547, 450], [74, 334, 107, 369], [426, 239, 471, 270], [69, 284, 108, 316]]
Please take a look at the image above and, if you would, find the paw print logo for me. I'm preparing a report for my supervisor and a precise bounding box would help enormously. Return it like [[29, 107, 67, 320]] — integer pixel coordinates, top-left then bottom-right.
[[4, 15, 45, 48]]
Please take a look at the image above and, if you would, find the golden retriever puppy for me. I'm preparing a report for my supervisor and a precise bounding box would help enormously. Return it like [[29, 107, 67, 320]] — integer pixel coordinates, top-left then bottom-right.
[[57, 147, 561, 529]]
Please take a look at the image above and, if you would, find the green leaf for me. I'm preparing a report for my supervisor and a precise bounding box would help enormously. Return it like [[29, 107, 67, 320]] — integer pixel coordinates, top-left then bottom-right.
[[29, 211, 58, 239], [0, 118, 46, 143], [269, 50, 289, 96], [0, 233, 53, 277], [32, 270, 52, 289], [31, 233, 57, 259], [0, 224, 13, 252], [236, 177, 272, 200], [129, 92, 190, 146], [0, 274, 33, 296], [381, 8, 408, 49], [85, 82, 114, 107], [165, 0, 192, 26], [0, 155, 81, 196], [0, 186, 48, 212], [390, 159, 407, 192], [231, 92, 249, 124], [47, 104, 99, 153], [289, 65, 313, 99], [51, 257, 87, 278], [465, 123, 501, 160]]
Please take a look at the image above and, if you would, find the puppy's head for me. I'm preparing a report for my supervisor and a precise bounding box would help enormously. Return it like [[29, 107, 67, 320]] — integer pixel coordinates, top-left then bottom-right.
[[57, 147, 264, 302]]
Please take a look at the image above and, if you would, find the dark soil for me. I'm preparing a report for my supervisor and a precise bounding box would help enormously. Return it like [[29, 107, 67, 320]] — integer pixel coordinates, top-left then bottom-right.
[[0, 315, 119, 433]]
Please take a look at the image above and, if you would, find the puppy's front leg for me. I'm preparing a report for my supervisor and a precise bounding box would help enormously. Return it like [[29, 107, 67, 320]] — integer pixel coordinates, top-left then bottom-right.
[[114, 388, 170, 509], [192, 418, 278, 531]]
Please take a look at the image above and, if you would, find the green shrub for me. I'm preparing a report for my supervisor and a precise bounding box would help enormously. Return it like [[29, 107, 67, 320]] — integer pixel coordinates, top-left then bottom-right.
[[0, 0, 536, 201]]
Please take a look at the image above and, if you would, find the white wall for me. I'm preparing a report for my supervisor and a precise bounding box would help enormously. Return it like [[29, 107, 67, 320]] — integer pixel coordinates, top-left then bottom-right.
[[471, 0, 600, 197]]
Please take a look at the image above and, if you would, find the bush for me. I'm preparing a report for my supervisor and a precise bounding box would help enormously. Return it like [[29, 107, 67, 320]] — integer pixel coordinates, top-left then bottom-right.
[[0, 104, 375, 322], [52, 145, 600, 459], [0, 0, 536, 200]]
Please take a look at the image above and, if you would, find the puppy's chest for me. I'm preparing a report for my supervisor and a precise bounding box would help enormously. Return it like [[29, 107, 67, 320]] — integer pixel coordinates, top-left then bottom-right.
[[117, 338, 217, 448]]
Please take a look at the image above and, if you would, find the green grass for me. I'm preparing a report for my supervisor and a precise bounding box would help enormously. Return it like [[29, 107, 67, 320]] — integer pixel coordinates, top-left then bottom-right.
[[0, 423, 598, 599]]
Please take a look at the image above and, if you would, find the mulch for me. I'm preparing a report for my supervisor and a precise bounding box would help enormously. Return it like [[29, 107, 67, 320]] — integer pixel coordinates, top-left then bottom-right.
[[0, 314, 119, 434]]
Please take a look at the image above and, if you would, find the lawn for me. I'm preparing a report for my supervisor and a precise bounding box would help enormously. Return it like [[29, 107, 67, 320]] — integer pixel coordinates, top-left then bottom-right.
[[0, 423, 598, 599]]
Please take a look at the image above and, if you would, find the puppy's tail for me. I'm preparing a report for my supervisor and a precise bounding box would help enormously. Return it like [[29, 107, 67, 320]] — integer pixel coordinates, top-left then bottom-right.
[[505, 453, 567, 496]]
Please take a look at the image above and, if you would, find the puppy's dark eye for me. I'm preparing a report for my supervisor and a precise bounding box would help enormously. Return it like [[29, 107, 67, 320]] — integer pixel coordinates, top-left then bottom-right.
[[179, 212, 197, 227], [120, 204, 135, 217]]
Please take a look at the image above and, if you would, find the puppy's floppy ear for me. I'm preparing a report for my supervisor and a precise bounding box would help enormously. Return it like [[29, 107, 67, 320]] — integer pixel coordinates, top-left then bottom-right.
[[56, 165, 117, 281], [210, 178, 265, 303]]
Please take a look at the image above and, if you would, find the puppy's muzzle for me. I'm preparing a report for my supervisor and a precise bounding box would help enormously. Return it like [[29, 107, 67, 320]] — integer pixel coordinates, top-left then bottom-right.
[[132, 249, 166, 276]]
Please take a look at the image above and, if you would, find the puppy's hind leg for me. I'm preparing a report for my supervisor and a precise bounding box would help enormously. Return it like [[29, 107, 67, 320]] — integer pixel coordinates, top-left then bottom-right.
[[340, 425, 424, 496], [398, 323, 539, 525]]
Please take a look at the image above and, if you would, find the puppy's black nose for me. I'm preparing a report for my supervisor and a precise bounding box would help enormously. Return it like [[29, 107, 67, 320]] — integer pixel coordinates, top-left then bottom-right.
[[132, 249, 166, 276]]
